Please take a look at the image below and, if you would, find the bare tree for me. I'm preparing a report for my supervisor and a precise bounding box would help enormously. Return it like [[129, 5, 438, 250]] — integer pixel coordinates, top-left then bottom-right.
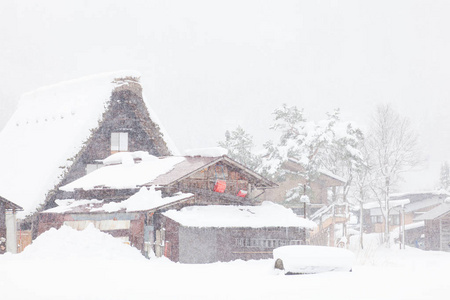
[[348, 140, 369, 249], [366, 104, 420, 245]]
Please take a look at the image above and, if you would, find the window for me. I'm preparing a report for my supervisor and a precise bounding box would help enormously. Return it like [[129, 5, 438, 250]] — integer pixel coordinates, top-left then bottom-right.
[[111, 132, 128, 152], [235, 238, 303, 248], [371, 216, 384, 224], [86, 164, 103, 174], [390, 215, 400, 225]]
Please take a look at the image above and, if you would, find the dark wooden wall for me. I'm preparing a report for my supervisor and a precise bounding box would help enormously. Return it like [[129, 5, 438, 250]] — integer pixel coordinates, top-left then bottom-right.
[[177, 163, 250, 200], [424, 219, 441, 251], [162, 215, 306, 263], [0, 202, 6, 239]]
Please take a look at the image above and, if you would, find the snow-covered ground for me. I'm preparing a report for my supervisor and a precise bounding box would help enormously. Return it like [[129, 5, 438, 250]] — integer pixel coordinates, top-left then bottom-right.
[[1, 226, 449, 300]]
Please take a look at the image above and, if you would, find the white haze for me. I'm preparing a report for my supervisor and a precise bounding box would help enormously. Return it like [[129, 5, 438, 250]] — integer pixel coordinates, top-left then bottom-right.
[[1, 0, 450, 192]]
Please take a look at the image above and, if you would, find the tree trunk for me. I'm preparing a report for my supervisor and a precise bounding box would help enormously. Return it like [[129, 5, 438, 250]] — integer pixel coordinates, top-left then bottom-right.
[[359, 201, 364, 249], [384, 176, 390, 246]]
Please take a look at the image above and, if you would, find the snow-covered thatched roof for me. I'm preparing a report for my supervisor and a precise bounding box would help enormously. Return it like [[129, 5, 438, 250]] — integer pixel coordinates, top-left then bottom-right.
[[0, 71, 176, 218]]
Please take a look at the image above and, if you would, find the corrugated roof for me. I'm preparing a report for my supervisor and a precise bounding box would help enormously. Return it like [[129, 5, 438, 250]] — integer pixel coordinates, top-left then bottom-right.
[[415, 203, 450, 221], [404, 197, 442, 213]]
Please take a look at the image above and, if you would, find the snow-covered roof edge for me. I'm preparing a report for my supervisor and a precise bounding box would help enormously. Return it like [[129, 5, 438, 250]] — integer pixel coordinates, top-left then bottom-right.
[[20, 70, 142, 100], [143, 95, 180, 156]]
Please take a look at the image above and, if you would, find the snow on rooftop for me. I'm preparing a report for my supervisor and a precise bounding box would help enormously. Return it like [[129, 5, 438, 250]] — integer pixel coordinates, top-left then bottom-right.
[[162, 201, 317, 229], [183, 147, 227, 157], [43, 187, 193, 214], [42, 199, 104, 214], [0, 73, 176, 217], [318, 168, 346, 183], [61, 156, 185, 191], [97, 187, 192, 213], [390, 190, 450, 199], [102, 151, 158, 166], [364, 199, 410, 211]]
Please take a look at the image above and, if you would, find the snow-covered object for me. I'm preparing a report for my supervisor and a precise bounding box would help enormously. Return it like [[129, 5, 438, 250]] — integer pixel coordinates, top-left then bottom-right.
[[43, 199, 104, 214], [19, 224, 145, 260], [318, 168, 347, 183], [61, 156, 185, 191], [273, 245, 355, 274], [364, 198, 410, 210], [43, 187, 193, 214], [162, 201, 316, 229], [0, 71, 177, 218], [183, 147, 227, 157], [95, 187, 192, 213]]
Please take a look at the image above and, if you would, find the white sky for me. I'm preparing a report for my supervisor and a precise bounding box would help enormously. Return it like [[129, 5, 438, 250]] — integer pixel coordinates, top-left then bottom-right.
[[1, 0, 450, 192]]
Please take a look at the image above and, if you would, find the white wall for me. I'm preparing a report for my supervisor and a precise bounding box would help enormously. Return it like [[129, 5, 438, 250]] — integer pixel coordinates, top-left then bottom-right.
[[5, 211, 17, 253]]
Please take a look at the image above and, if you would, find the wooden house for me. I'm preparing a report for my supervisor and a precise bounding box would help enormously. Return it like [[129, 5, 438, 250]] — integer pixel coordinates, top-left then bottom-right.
[[38, 151, 315, 261], [263, 159, 346, 212], [364, 191, 448, 247], [414, 202, 450, 252], [262, 158, 347, 246], [0, 71, 175, 243], [0, 196, 22, 254]]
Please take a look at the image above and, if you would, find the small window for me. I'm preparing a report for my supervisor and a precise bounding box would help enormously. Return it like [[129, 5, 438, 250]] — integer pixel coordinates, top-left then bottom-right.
[[111, 132, 128, 152], [390, 215, 400, 225], [86, 164, 103, 174]]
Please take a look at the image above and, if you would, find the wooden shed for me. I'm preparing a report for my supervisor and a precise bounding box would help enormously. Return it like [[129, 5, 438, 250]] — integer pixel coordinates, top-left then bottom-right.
[[160, 202, 316, 263]]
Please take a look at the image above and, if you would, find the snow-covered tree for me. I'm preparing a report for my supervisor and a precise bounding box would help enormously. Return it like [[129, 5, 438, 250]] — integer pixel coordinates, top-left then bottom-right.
[[218, 126, 262, 171], [365, 104, 420, 245], [324, 123, 364, 203], [440, 161, 450, 190], [261, 104, 364, 206]]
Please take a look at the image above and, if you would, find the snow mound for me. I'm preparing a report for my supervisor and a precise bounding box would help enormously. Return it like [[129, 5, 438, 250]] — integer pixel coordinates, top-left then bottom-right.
[[273, 245, 355, 274], [19, 225, 145, 261]]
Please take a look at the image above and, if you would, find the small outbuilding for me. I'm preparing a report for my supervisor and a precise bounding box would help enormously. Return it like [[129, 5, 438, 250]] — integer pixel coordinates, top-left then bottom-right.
[[0, 195, 22, 253], [161, 202, 315, 263], [415, 202, 450, 252]]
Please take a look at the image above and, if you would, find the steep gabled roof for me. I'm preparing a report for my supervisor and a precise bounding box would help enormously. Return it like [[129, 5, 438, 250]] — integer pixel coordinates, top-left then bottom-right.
[[0, 71, 175, 217]]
